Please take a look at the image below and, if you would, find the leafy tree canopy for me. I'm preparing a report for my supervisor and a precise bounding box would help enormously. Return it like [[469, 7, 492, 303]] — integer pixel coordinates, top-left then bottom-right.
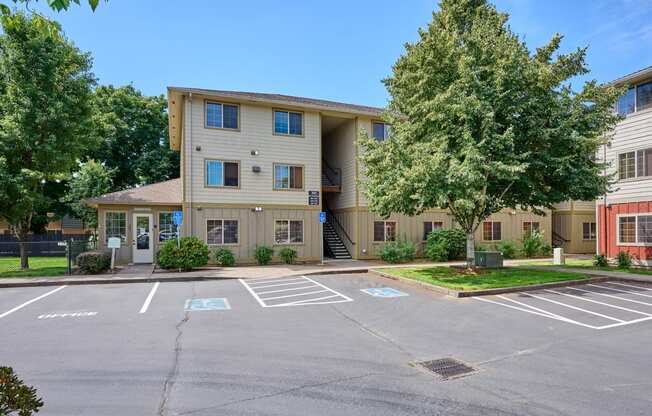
[[0, 0, 100, 15], [64, 160, 114, 230], [359, 0, 623, 264]]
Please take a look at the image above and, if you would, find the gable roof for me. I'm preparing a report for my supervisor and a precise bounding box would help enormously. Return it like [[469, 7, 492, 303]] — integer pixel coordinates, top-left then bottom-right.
[[86, 178, 182, 207], [611, 64, 652, 86]]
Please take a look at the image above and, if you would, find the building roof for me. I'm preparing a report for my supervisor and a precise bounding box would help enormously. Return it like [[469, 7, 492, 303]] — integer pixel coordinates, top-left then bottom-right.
[[86, 178, 182, 207], [611, 64, 652, 86]]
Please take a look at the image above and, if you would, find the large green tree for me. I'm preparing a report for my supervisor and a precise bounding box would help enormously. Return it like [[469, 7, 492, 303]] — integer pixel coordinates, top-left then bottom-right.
[[0, 12, 96, 268], [90, 85, 179, 190], [64, 160, 114, 233], [0, 0, 100, 15], [360, 0, 622, 266]]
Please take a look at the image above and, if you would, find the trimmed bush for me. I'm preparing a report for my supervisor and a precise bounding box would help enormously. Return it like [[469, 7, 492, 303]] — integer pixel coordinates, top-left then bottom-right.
[[521, 230, 544, 258], [496, 241, 517, 259], [474, 244, 487, 252], [279, 247, 298, 264], [76, 250, 110, 274], [0, 366, 44, 415], [424, 229, 466, 261], [541, 243, 553, 257], [254, 245, 274, 265], [379, 239, 416, 264], [593, 254, 609, 267], [213, 247, 235, 267], [157, 237, 209, 271], [617, 251, 632, 268]]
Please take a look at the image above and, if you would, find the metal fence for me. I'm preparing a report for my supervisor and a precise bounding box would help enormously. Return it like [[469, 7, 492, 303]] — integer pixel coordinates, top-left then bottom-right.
[[0, 237, 96, 276]]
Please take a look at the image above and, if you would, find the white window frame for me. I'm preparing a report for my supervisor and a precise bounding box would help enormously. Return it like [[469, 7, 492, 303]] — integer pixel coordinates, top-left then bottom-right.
[[422, 221, 443, 241], [616, 213, 652, 246], [205, 219, 239, 246], [158, 211, 178, 242], [371, 121, 391, 141], [273, 163, 303, 190], [617, 81, 652, 116], [522, 221, 540, 236], [273, 109, 304, 136], [582, 222, 597, 241], [482, 221, 502, 241], [373, 220, 397, 242], [105, 211, 127, 243], [205, 159, 240, 188], [274, 219, 304, 245]]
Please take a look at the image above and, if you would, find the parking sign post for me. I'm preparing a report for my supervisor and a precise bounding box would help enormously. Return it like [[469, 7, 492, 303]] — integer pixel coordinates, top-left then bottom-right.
[[172, 211, 183, 249], [319, 212, 326, 265]]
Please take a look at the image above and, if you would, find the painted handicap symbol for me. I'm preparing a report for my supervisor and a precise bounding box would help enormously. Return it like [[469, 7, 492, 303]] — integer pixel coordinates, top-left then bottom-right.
[[361, 287, 409, 298], [184, 298, 231, 311]]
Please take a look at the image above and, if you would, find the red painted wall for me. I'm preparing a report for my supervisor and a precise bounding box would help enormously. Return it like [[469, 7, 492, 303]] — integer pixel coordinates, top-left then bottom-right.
[[598, 202, 652, 260]]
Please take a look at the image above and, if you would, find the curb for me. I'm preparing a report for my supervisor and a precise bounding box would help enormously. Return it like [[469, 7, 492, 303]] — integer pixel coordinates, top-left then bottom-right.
[[368, 269, 613, 298]]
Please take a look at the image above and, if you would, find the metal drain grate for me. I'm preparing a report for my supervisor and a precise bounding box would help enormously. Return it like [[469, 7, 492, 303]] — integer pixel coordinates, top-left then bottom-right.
[[415, 358, 476, 380]]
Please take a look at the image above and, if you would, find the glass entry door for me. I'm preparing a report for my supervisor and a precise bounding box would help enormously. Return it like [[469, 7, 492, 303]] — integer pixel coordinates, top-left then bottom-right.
[[132, 213, 153, 263]]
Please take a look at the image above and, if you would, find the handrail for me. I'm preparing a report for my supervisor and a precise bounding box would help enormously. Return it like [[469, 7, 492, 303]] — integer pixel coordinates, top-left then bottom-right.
[[322, 158, 341, 186], [552, 230, 570, 243], [324, 204, 355, 246]]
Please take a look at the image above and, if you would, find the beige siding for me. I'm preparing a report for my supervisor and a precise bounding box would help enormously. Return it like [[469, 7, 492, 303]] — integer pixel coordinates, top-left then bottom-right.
[[601, 107, 652, 204], [183, 95, 321, 206], [332, 209, 358, 257], [553, 211, 596, 254], [188, 205, 321, 264], [323, 119, 356, 209]]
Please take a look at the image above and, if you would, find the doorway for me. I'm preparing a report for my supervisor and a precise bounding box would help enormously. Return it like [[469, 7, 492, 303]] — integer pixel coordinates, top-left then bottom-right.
[[132, 213, 153, 263]]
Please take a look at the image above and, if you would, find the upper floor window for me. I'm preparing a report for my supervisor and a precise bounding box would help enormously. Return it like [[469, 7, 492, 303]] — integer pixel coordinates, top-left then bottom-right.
[[205, 101, 239, 130], [372, 121, 391, 141], [206, 159, 239, 187], [423, 221, 443, 240], [617, 81, 652, 116], [482, 221, 502, 241], [619, 148, 652, 180], [274, 110, 303, 136], [274, 164, 303, 190]]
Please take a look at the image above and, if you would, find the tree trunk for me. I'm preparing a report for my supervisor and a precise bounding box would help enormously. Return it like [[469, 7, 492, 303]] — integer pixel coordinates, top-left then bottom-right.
[[19, 239, 29, 270], [466, 231, 475, 268]]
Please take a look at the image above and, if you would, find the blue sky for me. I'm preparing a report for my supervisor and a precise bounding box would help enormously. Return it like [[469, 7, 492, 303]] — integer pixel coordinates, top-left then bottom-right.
[[30, 0, 652, 108]]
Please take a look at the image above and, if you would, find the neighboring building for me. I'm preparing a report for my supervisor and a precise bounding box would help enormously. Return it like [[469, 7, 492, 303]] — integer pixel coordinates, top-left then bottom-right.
[[90, 87, 551, 264], [0, 214, 89, 237], [597, 65, 652, 265], [552, 201, 596, 254]]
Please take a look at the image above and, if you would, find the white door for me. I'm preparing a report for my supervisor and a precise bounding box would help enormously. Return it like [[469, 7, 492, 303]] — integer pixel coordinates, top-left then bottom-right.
[[133, 213, 153, 263]]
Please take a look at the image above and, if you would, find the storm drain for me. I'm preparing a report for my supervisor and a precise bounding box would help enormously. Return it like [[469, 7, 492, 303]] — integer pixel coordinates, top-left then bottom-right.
[[414, 358, 476, 380]]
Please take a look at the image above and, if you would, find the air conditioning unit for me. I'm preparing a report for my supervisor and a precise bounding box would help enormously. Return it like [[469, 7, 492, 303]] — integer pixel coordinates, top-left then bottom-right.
[[252, 166, 261, 173]]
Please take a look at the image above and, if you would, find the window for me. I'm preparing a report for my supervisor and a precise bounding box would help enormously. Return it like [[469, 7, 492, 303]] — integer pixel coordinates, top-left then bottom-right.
[[618, 87, 636, 116], [105, 212, 126, 243], [274, 110, 303, 136], [205, 101, 239, 129], [159, 212, 178, 242], [274, 164, 303, 190], [619, 148, 652, 180], [206, 219, 238, 245], [274, 220, 303, 244], [372, 121, 391, 141], [205, 160, 239, 187], [423, 221, 443, 240], [619, 216, 636, 244], [522, 221, 540, 236], [582, 222, 596, 240], [482, 221, 502, 241], [373, 220, 396, 242], [637, 81, 652, 112]]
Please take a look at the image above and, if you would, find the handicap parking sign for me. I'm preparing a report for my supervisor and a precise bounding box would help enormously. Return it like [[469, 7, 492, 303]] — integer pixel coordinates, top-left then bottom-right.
[[360, 287, 409, 298], [172, 211, 183, 226], [184, 298, 231, 311]]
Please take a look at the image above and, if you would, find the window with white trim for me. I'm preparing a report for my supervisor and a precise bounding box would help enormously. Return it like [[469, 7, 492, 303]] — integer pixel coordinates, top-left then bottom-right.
[[274, 164, 303, 190], [619, 148, 652, 180], [582, 222, 596, 240], [205, 101, 239, 129], [373, 220, 396, 242], [522, 221, 540, 236], [619, 216, 636, 244], [274, 220, 303, 244], [206, 219, 238, 245], [482, 221, 502, 241], [617, 81, 652, 116], [105, 212, 126, 243], [423, 221, 443, 240], [372, 121, 391, 141], [274, 110, 303, 136], [158, 212, 178, 242]]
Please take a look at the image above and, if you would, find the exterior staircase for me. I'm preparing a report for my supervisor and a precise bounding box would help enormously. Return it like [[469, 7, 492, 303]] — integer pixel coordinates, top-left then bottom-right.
[[323, 220, 352, 259]]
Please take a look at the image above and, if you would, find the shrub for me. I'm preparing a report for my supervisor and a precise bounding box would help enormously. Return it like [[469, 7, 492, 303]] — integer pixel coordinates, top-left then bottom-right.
[[496, 241, 517, 259], [593, 254, 609, 267], [541, 243, 552, 257], [474, 244, 487, 252], [213, 247, 235, 267], [157, 237, 209, 271], [521, 230, 544, 258], [254, 245, 274, 265], [76, 251, 110, 274], [424, 229, 466, 261], [617, 251, 632, 268], [0, 366, 44, 415], [279, 247, 298, 264], [379, 239, 416, 264]]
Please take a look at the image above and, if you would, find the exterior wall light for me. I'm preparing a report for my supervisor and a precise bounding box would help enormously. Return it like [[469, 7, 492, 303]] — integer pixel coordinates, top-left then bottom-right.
[[252, 207, 263, 212]]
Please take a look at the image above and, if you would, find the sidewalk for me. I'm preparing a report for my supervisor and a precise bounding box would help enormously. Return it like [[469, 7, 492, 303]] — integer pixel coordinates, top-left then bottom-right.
[[525, 265, 652, 284], [0, 258, 555, 288]]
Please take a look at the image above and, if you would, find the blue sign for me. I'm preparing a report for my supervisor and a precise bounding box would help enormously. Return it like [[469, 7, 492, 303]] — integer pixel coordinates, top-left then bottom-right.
[[361, 287, 409, 298], [184, 298, 231, 311], [172, 211, 183, 226], [319, 212, 326, 223]]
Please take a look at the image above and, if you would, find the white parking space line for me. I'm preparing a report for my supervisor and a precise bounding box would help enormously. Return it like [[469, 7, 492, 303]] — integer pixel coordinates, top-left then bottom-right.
[[568, 287, 652, 307], [523, 293, 625, 323], [588, 283, 652, 298], [139, 282, 160, 314], [495, 295, 597, 329], [544, 289, 652, 317], [607, 281, 652, 291], [0, 286, 66, 319], [239, 276, 352, 308], [475, 297, 580, 323]]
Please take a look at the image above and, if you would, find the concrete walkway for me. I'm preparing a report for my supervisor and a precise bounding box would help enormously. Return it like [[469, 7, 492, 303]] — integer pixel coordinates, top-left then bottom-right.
[[526, 265, 652, 284], [0, 258, 556, 288]]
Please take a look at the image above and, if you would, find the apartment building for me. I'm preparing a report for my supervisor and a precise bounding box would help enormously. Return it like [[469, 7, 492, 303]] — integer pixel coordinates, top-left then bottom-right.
[[552, 200, 596, 254], [89, 87, 551, 264], [597, 65, 652, 265]]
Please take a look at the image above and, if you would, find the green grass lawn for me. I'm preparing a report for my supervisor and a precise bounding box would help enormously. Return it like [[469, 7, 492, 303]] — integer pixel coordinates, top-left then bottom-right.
[[522, 258, 652, 276], [376, 266, 591, 291], [0, 256, 68, 278]]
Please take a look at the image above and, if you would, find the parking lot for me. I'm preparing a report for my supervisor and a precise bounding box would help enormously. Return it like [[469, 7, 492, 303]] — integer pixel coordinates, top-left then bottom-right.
[[2, 273, 652, 415]]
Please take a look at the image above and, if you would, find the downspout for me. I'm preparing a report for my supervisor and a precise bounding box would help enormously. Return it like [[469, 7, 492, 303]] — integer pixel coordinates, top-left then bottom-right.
[[602, 142, 608, 257], [188, 92, 193, 236]]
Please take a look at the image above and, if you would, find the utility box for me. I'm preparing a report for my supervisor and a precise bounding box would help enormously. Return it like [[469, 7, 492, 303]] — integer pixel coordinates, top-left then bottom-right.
[[553, 247, 565, 265], [475, 251, 503, 268]]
